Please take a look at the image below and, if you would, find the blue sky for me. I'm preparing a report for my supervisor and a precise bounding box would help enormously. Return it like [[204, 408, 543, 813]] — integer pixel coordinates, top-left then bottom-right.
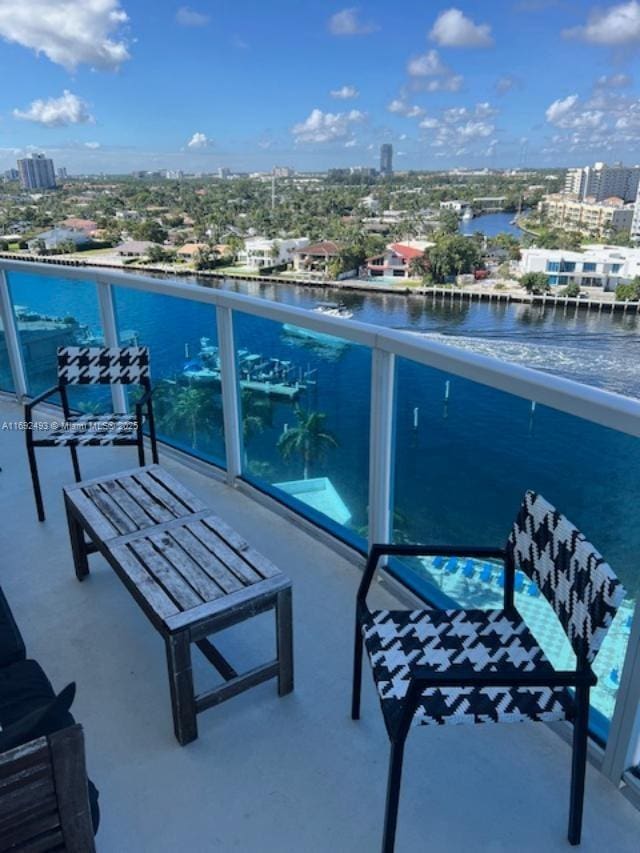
[[1, 0, 640, 173]]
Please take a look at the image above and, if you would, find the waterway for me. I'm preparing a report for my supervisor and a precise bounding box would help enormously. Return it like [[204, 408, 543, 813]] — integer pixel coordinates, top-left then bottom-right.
[[458, 210, 522, 238]]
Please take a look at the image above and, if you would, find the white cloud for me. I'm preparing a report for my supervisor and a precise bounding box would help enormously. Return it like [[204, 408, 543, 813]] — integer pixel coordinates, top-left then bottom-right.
[[495, 74, 520, 95], [407, 49, 448, 76], [0, 1, 129, 71], [563, 1, 640, 45], [176, 6, 210, 27], [417, 102, 498, 152], [419, 116, 440, 129], [187, 132, 210, 148], [330, 85, 359, 99], [596, 73, 632, 88], [13, 91, 94, 127], [421, 75, 464, 92], [292, 108, 365, 143], [429, 8, 494, 47], [328, 8, 377, 36], [387, 99, 424, 117], [545, 94, 579, 124], [85, 141, 101, 149], [344, 138, 357, 148]]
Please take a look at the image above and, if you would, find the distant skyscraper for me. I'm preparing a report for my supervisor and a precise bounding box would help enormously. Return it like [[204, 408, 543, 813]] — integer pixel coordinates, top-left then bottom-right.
[[17, 154, 56, 190], [380, 144, 393, 177], [563, 162, 640, 203], [56, 167, 68, 180]]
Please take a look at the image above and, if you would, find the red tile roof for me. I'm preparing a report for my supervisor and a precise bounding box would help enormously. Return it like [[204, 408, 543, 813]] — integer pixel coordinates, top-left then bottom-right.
[[389, 243, 424, 260]]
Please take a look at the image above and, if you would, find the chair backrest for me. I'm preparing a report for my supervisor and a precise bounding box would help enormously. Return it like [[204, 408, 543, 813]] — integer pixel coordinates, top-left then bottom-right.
[[57, 346, 150, 385], [506, 490, 625, 664], [0, 724, 95, 852]]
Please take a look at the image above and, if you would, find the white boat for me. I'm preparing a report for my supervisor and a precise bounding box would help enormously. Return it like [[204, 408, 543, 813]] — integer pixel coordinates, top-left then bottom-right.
[[313, 302, 353, 320]]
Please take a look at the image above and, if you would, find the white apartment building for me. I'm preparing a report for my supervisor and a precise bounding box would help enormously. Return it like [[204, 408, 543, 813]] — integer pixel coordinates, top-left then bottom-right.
[[17, 154, 56, 190], [632, 183, 640, 244], [520, 245, 640, 291], [563, 162, 640, 203], [238, 237, 309, 269], [539, 194, 634, 236]]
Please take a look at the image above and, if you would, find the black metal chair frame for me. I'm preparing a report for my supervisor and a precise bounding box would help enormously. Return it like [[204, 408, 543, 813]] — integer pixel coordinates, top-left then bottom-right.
[[25, 367, 158, 522], [352, 542, 597, 853]]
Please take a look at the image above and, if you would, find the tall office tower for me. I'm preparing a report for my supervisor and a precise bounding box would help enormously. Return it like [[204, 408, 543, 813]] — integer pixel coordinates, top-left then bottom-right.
[[380, 144, 393, 177], [17, 154, 56, 190], [564, 162, 640, 202], [56, 167, 68, 180]]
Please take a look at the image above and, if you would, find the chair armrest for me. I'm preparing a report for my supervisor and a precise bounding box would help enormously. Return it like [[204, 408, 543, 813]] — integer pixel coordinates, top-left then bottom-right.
[[356, 543, 506, 607], [135, 385, 155, 410], [406, 666, 597, 690], [24, 385, 62, 419]]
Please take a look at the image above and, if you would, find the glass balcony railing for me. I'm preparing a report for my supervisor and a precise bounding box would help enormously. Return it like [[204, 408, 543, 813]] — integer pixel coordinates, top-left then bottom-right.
[[0, 258, 639, 778]]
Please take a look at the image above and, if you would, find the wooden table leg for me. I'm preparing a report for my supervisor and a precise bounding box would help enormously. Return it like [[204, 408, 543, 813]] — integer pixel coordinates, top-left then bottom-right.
[[275, 586, 294, 696], [64, 496, 90, 581], [165, 632, 198, 745]]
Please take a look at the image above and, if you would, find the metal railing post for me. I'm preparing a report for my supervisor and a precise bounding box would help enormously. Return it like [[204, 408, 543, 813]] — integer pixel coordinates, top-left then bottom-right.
[[96, 281, 127, 413], [216, 306, 242, 483], [0, 269, 28, 399], [601, 596, 640, 782], [368, 348, 395, 551]]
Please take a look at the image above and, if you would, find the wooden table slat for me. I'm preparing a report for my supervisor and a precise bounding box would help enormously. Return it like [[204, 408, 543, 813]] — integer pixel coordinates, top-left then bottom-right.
[[203, 514, 281, 580], [170, 526, 244, 595], [135, 469, 206, 518], [64, 489, 119, 541], [147, 531, 226, 602], [127, 538, 203, 610], [151, 467, 208, 513], [108, 544, 181, 621], [187, 520, 262, 586], [116, 475, 174, 524], [82, 484, 138, 535], [101, 479, 157, 530]]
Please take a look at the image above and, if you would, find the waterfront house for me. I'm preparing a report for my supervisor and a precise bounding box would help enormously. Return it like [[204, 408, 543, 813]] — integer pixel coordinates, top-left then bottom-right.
[[238, 236, 309, 270], [60, 217, 99, 236], [365, 240, 433, 279], [520, 245, 640, 290], [176, 242, 209, 261], [27, 227, 91, 252], [292, 240, 342, 275]]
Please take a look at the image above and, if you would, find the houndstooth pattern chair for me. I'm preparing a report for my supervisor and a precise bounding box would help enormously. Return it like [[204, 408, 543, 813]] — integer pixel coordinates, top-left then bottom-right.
[[25, 347, 159, 521], [351, 491, 625, 853]]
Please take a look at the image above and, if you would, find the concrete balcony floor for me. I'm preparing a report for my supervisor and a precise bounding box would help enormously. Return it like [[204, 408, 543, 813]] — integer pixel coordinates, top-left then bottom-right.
[[0, 395, 639, 853]]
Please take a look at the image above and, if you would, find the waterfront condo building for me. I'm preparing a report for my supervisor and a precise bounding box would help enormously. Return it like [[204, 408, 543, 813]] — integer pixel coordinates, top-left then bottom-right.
[[380, 144, 393, 177], [539, 194, 634, 237], [520, 245, 640, 290], [17, 153, 56, 190], [563, 162, 640, 203]]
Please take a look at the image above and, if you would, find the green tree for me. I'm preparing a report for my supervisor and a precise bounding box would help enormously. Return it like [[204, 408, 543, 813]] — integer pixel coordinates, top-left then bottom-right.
[[408, 253, 430, 279], [428, 235, 481, 283], [561, 282, 581, 297], [132, 220, 167, 244], [155, 384, 219, 450], [615, 278, 640, 301], [520, 271, 551, 294], [277, 407, 338, 480], [438, 208, 460, 235]]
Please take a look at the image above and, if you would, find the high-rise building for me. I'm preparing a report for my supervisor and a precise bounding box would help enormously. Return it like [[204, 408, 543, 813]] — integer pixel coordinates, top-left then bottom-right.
[[56, 167, 68, 180], [563, 162, 640, 203], [380, 144, 393, 177], [632, 183, 640, 244], [17, 154, 56, 190]]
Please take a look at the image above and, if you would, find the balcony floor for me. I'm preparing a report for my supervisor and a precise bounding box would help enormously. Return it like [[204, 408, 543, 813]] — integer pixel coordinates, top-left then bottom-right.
[[0, 396, 639, 852]]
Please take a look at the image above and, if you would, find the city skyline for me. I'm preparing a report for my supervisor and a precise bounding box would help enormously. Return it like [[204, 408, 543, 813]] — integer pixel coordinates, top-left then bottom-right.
[[1, 1, 640, 174]]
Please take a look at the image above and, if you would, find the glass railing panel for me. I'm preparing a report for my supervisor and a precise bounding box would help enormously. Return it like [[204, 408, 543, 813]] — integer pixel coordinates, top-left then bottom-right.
[[234, 311, 370, 547], [0, 305, 15, 393], [392, 356, 639, 740], [113, 286, 226, 466], [7, 271, 110, 411]]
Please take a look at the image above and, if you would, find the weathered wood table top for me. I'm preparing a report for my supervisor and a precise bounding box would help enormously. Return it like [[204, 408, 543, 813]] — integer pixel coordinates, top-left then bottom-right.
[[63, 464, 289, 634]]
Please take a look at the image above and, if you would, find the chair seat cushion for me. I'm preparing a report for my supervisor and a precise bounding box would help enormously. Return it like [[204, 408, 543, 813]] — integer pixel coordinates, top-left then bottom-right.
[[34, 412, 141, 447], [363, 609, 575, 731], [0, 660, 56, 728], [0, 586, 26, 668]]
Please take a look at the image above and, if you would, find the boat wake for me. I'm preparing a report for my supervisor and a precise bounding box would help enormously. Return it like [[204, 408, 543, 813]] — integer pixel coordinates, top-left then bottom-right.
[[405, 330, 640, 398]]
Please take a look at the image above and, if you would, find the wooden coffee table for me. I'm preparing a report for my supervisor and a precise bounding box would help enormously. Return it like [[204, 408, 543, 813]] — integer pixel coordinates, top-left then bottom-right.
[[63, 464, 294, 744]]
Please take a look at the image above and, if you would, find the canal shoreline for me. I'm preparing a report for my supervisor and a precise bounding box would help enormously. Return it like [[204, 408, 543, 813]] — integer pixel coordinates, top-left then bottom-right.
[[1, 251, 639, 314]]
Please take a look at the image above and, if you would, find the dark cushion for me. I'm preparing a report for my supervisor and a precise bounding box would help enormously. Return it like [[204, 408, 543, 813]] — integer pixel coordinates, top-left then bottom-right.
[[0, 659, 54, 727], [0, 586, 26, 667], [0, 682, 75, 753]]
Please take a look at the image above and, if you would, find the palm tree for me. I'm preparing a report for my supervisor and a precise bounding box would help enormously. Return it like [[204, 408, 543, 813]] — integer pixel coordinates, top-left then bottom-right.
[[277, 407, 338, 480], [241, 388, 273, 463], [155, 383, 220, 450]]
